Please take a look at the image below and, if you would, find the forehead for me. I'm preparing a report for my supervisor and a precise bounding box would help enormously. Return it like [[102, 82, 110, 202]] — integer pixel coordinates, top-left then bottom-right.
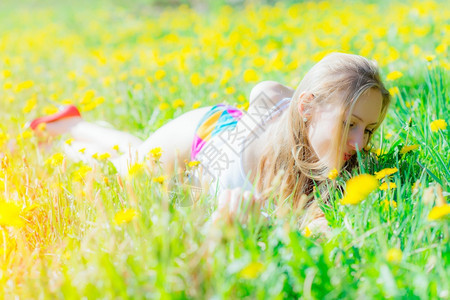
[[350, 88, 383, 124]]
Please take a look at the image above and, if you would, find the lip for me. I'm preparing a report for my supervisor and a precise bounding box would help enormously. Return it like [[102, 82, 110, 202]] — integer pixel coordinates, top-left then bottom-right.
[[344, 153, 353, 161]]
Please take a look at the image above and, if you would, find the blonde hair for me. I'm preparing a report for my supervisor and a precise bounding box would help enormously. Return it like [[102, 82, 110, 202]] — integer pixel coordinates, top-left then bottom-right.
[[255, 52, 391, 216]]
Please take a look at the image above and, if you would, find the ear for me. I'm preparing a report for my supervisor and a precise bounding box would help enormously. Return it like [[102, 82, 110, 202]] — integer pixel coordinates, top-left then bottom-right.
[[297, 92, 315, 115]]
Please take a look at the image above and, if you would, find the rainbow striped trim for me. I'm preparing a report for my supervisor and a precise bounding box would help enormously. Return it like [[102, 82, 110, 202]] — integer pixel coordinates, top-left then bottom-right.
[[191, 104, 243, 160]]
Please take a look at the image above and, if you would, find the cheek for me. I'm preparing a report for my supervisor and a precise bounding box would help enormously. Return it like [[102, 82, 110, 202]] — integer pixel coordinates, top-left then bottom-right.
[[308, 120, 337, 158]]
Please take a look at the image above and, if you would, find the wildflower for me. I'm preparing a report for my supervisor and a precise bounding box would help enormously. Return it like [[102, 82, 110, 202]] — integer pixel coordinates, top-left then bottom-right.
[[65, 138, 74, 146], [134, 83, 143, 91], [0, 200, 24, 228], [388, 86, 400, 96], [303, 226, 312, 237], [98, 152, 111, 160], [78, 148, 86, 154], [188, 161, 200, 168], [374, 167, 398, 180], [430, 119, 447, 132], [386, 71, 403, 81], [112, 144, 120, 151], [152, 176, 165, 184], [15, 80, 34, 92], [386, 248, 402, 263], [127, 162, 145, 179], [43, 106, 58, 115], [209, 92, 219, 100], [114, 208, 138, 225], [155, 69, 166, 80], [243, 69, 259, 82], [427, 204, 450, 221], [172, 99, 185, 109], [225, 87, 236, 94], [92, 153, 98, 159], [380, 182, 397, 191], [327, 168, 339, 180], [192, 101, 201, 109], [158, 102, 170, 110], [424, 55, 435, 62], [400, 144, 419, 154], [381, 199, 397, 210], [73, 165, 92, 182], [149, 147, 163, 160], [22, 97, 37, 114], [340, 174, 379, 205], [239, 262, 264, 279], [45, 153, 65, 167], [190, 73, 201, 86]]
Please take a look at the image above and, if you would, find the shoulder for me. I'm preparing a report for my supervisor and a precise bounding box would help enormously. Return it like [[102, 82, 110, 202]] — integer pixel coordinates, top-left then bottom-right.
[[249, 81, 294, 108]]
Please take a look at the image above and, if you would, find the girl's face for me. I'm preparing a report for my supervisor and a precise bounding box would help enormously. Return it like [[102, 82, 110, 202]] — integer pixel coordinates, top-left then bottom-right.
[[307, 88, 383, 169]]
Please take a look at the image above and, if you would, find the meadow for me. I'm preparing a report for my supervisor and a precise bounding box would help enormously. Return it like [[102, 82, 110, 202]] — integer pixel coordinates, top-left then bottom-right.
[[0, 0, 449, 298]]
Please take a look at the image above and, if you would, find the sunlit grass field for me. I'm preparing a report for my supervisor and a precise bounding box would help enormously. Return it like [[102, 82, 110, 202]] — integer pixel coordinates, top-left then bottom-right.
[[0, 0, 449, 298]]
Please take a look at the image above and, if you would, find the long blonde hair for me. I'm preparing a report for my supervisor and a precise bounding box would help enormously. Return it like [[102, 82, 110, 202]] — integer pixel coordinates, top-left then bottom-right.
[[255, 52, 391, 216]]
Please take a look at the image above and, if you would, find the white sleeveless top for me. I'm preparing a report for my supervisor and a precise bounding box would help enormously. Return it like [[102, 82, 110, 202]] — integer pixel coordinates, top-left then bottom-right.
[[195, 98, 291, 197]]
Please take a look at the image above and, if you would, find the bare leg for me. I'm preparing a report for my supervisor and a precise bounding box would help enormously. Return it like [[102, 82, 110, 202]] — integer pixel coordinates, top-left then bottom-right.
[[43, 106, 212, 176], [45, 117, 143, 156]]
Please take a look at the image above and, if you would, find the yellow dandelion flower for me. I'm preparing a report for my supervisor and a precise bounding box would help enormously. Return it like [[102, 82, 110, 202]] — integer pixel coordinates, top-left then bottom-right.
[[386, 248, 402, 263], [427, 204, 450, 221], [424, 55, 435, 62], [92, 153, 98, 159], [239, 262, 264, 279], [2, 69, 11, 78], [225, 86, 236, 94], [114, 208, 138, 225], [340, 174, 379, 205], [127, 162, 145, 179], [385, 133, 393, 139], [134, 83, 143, 91], [65, 138, 74, 146], [0, 200, 24, 228], [209, 92, 219, 100], [15, 80, 34, 92], [243, 69, 259, 82], [78, 148, 86, 154], [400, 144, 419, 154], [158, 102, 170, 111], [379, 182, 397, 191], [43, 105, 59, 115], [172, 99, 185, 109], [374, 167, 398, 180], [192, 101, 201, 109], [98, 152, 111, 160], [188, 161, 200, 168], [430, 119, 447, 132], [3, 82, 12, 90], [112, 145, 120, 152], [149, 147, 163, 160], [190, 73, 201, 86], [327, 168, 339, 180], [388, 86, 400, 96], [303, 226, 312, 237], [22, 97, 37, 114], [45, 153, 65, 167], [381, 199, 397, 211], [152, 176, 165, 184], [155, 69, 166, 80], [73, 165, 92, 182], [386, 71, 403, 81]]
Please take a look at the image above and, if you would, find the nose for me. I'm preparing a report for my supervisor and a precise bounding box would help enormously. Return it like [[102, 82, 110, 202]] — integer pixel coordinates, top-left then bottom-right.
[[347, 130, 366, 151]]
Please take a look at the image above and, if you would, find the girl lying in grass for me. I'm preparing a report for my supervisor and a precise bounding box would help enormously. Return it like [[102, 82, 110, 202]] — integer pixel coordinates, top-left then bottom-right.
[[30, 52, 391, 232]]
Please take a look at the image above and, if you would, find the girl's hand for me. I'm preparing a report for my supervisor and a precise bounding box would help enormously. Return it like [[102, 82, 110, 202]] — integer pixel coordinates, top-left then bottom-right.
[[211, 188, 262, 225]]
